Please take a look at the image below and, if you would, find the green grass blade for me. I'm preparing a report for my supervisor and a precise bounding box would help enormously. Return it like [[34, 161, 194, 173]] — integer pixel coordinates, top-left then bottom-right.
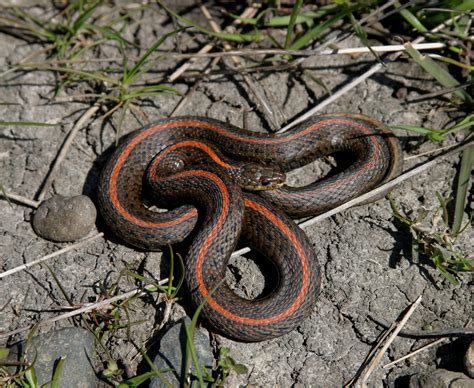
[[123, 28, 185, 86], [404, 42, 473, 104], [452, 144, 474, 234], [50, 356, 66, 388], [183, 280, 224, 387], [267, 13, 314, 28], [158, 1, 262, 43], [170, 252, 185, 299], [289, 10, 349, 50], [72, 0, 101, 34], [183, 323, 205, 388], [89, 24, 134, 46], [430, 55, 474, 71], [284, 0, 303, 49], [394, 1, 428, 32], [33, 66, 118, 84], [117, 371, 162, 387], [456, 0, 474, 11], [167, 245, 175, 297], [389, 124, 445, 141], [349, 13, 382, 64]]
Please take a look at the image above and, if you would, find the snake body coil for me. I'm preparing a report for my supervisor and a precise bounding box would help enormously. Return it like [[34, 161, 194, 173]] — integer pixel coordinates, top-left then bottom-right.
[[98, 114, 403, 342]]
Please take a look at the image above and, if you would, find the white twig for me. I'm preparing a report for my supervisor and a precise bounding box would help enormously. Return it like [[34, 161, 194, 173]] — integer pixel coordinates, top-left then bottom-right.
[[382, 318, 472, 369], [0, 233, 104, 279], [279, 12, 462, 133], [278, 62, 385, 132], [0, 191, 40, 208], [319, 42, 445, 55], [382, 338, 446, 369], [0, 279, 168, 338]]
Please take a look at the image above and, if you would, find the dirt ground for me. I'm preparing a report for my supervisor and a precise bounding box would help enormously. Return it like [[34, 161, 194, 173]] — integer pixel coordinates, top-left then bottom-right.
[[0, 2, 472, 387]]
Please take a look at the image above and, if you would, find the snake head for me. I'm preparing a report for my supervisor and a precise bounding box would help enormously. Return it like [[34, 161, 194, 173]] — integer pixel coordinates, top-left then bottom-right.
[[237, 163, 286, 191]]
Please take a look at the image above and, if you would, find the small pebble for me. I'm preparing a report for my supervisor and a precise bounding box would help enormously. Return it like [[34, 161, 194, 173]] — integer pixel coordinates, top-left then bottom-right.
[[7, 327, 97, 386], [465, 341, 474, 378], [150, 317, 213, 388], [32, 195, 97, 242]]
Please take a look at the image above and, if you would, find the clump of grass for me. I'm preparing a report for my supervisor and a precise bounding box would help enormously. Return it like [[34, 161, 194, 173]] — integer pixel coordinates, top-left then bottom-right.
[[0, 330, 65, 388], [389, 194, 473, 285]]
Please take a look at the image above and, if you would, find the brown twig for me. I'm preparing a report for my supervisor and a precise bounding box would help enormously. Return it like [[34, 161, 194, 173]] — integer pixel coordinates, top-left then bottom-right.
[[199, 5, 285, 131], [279, 15, 463, 132], [346, 296, 423, 387]]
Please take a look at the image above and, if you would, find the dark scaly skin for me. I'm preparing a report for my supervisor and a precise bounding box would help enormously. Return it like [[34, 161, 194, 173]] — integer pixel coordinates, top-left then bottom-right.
[[97, 114, 403, 341], [98, 114, 402, 249], [146, 146, 320, 341]]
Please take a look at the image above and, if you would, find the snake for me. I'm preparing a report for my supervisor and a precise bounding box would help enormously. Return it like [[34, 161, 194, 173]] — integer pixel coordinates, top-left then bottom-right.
[[97, 114, 403, 342]]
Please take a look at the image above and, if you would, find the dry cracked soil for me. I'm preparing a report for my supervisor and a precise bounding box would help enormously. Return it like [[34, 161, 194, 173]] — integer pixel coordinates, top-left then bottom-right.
[[0, 2, 472, 387]]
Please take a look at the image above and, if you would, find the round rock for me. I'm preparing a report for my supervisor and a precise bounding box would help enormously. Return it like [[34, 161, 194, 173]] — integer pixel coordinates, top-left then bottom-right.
[[7, 327, 97, 387], [465, 341, 474, 378], [151, 317, 213, 388], [32, 195, 97, 242], [409, 369, 473, 388]]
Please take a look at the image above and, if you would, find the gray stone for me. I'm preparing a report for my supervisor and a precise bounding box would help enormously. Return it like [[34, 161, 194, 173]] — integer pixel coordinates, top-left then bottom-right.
[[9, 327, 97, 387], [409, 369, 474, 388], [465, 341, 474, 378], [32, 195, 97, 242], [150, 318, 213, 388]]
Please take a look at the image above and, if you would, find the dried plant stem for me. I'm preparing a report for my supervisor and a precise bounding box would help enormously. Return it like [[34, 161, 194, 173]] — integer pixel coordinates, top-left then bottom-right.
[[0, 278, 168, 338], [36, 104, 99, 202], [354, 296, 423, 387], [383, 338, 446, 369], [168, 6, 257, 82], [0, 233, 104, 279], [382, 318, 472, 369], [280, 14, 461, 132], [0, 191, 40, 208], [200, 5, 285, 130]]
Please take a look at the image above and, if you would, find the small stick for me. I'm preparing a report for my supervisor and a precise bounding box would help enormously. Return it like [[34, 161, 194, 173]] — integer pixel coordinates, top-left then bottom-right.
[[279, 13, 461, 133], [0, 233, 104, 279], [404, 143, 463, 161], [36, 104, 99, 202], [278, 62, 385, 132], [230, 140, 473, 259], [0, 191, 40, 208], [199, 5, 285, 131], [383, 338, 446, 369], [11, 42, 447, 67], [344, 322, 397, 387], [357, 296, 423, 387], [170, 57, 221, 117], [168, 6, 257, 82], [0, 279, 168, 339], [318, 42, 445, 55], [382, 318, 472, 369]]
